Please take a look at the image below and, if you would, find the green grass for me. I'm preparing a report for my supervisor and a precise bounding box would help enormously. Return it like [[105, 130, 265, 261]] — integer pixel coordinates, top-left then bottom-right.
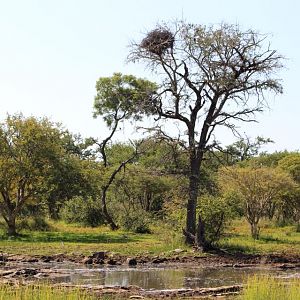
[[0, 218, 299, 257], [240, 276, 300, 300], [219, 219, 300, 255], [0, 221, 188, 256]]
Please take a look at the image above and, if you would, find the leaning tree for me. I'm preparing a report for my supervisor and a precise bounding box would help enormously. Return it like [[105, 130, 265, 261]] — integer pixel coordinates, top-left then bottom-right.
[[128, 22, 284, 248], [93, 73, 157, 230]]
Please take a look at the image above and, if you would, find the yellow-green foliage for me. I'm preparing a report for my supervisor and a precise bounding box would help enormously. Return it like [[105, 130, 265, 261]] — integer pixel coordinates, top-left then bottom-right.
[[241, 276, 300, 300]]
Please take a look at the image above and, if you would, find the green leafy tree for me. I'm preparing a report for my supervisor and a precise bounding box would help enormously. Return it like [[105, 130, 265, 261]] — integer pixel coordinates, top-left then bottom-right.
[[278, 153, 300, 182], [197, 194, 234, 246], [0, 115, 65, 235], [277, 153, 300, 226], [244, 151, 290, 168], [226, 136, 273, 164], [112, 164, 173, 213], [129, 21, 283, 247], [218, 166, 295, 239], [45, 157, 101, 220], [93, 73, 157, 230]]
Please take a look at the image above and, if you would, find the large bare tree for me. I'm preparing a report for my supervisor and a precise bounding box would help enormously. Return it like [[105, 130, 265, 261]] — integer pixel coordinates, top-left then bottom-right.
[[128, 22, 284, 248]]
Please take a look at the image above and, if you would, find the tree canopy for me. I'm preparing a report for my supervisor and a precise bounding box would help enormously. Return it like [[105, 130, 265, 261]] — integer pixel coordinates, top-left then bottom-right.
[[0, 115, 65, 235], [218, 166, 295, 238]]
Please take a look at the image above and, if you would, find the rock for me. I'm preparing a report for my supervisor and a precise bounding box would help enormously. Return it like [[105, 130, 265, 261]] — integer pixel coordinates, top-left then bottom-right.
[[54, 253, 65, 262], [143, 285, 243, 298], [0, 254, 7, 262], [27, 258, 39, 263], [173, 248, 186, 254], [127, 258, 137, 266], [41, 256, 52, 263], [278, 263, 296, 269], [93, 259, 104, 264], [91, 252, 107, 264], [15, 268, 38, 277], [0, 270, 15, 277], [91, 251, 107, 260], [56, 257, 64, 262], [82, 257, 93, 264], [152, 257, 167, 264], [233, 264, 255, 268], [107, 258, 117, 265]]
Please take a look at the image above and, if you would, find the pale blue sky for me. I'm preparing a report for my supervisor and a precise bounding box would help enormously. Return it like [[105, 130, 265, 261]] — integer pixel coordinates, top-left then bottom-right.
[[0, 0, 299, 152]]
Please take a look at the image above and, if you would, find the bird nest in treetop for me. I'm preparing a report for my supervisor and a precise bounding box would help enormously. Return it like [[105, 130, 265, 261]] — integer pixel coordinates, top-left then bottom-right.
[[140, 28, 174, 55]]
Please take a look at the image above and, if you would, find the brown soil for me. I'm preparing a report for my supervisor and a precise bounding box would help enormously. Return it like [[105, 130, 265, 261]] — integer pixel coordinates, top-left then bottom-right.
[[1, 250, 300, 267]]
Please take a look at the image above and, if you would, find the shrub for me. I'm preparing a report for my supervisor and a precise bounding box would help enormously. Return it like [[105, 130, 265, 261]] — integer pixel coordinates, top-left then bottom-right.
[[18, 216, 51, 231], [120, 210, 151, 233], [198, 194, 234, 246], [60, 196, 104, 227]]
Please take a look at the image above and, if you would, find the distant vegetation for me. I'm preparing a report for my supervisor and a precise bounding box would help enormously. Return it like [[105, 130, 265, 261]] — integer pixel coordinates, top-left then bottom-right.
[[0, 112, 299, 250]]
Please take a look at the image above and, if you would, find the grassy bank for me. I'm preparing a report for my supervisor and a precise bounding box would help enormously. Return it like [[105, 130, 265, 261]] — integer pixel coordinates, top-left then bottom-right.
[[0, 221, 187, 256], [0, 285, 100, 300], [0, 276, 299, 300], [240, 276, 300, 300], [220, 219, 300, 255], [0, 219, 299, 257]]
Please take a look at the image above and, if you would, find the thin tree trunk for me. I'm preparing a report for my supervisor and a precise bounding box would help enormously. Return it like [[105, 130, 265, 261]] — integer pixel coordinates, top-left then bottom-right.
[[195, 213, 208, 250], [101, 187, 118, 230], [6, 214, 17, 236], [100, 156, 138, 231], [251, 222, 260, 239]]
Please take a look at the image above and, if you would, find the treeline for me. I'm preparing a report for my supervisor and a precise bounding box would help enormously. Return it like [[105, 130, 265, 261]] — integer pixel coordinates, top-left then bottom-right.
[[0, 114, 299, 245], [1, 21, 298, 250]]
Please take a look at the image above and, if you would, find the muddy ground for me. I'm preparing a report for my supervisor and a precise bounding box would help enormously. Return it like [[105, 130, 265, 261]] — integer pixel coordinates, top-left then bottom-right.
[[1, 249, 300, 267], [0, 251, 299, 298]]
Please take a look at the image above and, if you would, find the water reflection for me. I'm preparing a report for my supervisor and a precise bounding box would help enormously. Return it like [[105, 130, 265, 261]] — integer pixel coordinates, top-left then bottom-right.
[[8, 261, 299, 290], [38, 264, 300, 290]]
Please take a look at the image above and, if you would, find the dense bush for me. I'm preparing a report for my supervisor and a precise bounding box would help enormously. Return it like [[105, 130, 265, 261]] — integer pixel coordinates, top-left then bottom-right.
[[60, 196, 104, 227], [18, 216, 51, 231], [119, 210, 151, 233], [198, 195, 234, 245]]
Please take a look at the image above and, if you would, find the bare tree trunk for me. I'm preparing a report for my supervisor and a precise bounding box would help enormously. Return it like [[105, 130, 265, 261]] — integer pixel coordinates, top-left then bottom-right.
[[250, 222, 260, 239], [185, 150, 205, 246], [195, 213, 208, 250], [101, 187, 118, 230], [6, 214, 17, 236], [185, 176, 198, 244], [1, 192, 18, 236]]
